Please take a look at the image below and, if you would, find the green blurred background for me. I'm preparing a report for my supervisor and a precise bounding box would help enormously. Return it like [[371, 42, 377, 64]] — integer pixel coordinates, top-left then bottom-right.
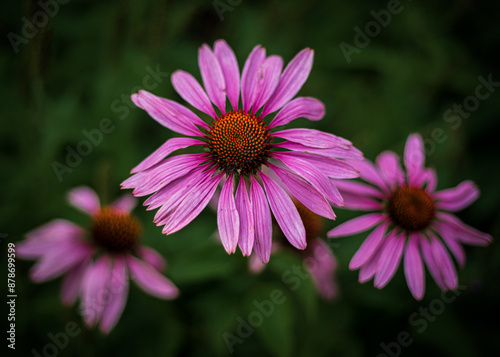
[[2, 0, 500, 356]]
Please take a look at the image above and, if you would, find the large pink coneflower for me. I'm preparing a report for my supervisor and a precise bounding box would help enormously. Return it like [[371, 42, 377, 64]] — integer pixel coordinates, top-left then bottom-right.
[[327, 134, 493, 300], [122, 40, 362, 263], [18, 186, 178, 333]]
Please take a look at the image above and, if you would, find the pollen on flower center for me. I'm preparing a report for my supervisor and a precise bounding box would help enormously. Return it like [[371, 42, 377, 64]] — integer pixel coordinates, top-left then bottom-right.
[[91, 207, 141, 252], [206, 110, 272, 174], [387, 186, 435, 231]]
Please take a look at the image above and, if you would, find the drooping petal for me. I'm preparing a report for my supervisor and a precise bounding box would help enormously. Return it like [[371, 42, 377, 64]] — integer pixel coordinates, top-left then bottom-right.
[[138, 246, 167, 272], [404, 233, 425, 300], [218, 174, 240, 254], [420, 234, 447, 290], [250, 176, 272, 263], [374, 231, 405, 288], [435, 212, 492, 246], [235, 178, 255, 256], [214, 39, 240, 110], [439, 229, 466, 268], [241, 45, 266, 113], [273, 128, 350, 149], [327, 213, 386, 238], [349, 221, 389, 270], [270, 164, 335, 219], [375, 151, 404, 189], [80, 256, 112, 327], [161, 172, 222, 234], [199, 44, 226, 113], [130, 137, 205, 174], [252, 55, 283, 112], [100, 255, 129, 333], [429, 233, 458, 290], [305, 239, 338, 300], [68, 186, 100, 215], [260, 172, 306, 250], [269, 97, 325, 128], [434, 180, 479, 211], [261, 48, 314, 116], [358, 252, 379, 283], [127, 256, 179, 299], [30, 242, 94, 283], [132, 90, 208, 135], [171, 70, 217, 117], [61, 259, 89, 306], [404, 133, 425, 186], [111, 194, 137, 213]]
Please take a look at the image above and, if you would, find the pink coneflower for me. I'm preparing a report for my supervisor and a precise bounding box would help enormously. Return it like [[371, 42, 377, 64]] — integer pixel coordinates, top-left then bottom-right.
[[327, 134, 493, 300], [122, 40, 361, 263], [18, 186, 178, 333], [249, 199, 339, 300]]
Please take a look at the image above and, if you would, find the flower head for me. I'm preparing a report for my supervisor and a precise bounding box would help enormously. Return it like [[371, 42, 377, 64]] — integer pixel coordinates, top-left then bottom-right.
[[122, 40, 362, 263], [18, 186, 178, 333], [327, 134, 493, 300]]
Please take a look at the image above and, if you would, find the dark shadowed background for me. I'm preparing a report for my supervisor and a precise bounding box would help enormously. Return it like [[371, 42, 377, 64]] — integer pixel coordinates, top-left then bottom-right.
[[1, 0, 500, 356]]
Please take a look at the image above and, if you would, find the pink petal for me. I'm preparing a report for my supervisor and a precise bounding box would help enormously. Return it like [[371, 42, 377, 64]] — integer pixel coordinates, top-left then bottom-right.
[[235, 178, 255, 256], [273, 128, 350, 149], [261, 48, 314, 116], [260, 172, 306, 250], [375, 151, 404, 189], [68, 186, 100, 215], [171, 70, 217, 117], [214, 39, 240, 110], [127, 256, 179, 299], [99, 255, 129, 333], [273, 152, 344, 206], [30, 242, 93, 283], [138, 246, 167, 272], [374, 231, 405, 288], [130, 137, 204, 174], [358, 252, 379, 283], [252, 55, 283, 112], [241, 45, 266, 113], [424, 168, 438, 193], [434, 180, 479, 211], [61, 259, 89, 306], [218, 175, 240, 254], [283, 151, 359, 179], [250, 176, 272, 263], [327, 213, 386, 238], [275, 141, 364, 160], [419, 234, 447, 290], [435, 212, 492, 246], [270, 164, 335, 220], [337, 191, 384, 211], [404, 233, 425, 300], [18, 220, 83, 259], [161, 172, 222, 234], [349, 221, 388, 270], [349, 160, 389, 194], [269, 97, 324, 128], [439, 229, 466, 268], [80, 256, 112, 327], [248, 253, 266, 274], [111, 194, 137, 213], [127, 154, 207, 197], [131, 90, 207, 135], [306, 239, 338, 300], [334, 179, 385, 199], [429, 233, 458, 290], [199, 44, 226, 113], [404, 133, 425, 186]]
